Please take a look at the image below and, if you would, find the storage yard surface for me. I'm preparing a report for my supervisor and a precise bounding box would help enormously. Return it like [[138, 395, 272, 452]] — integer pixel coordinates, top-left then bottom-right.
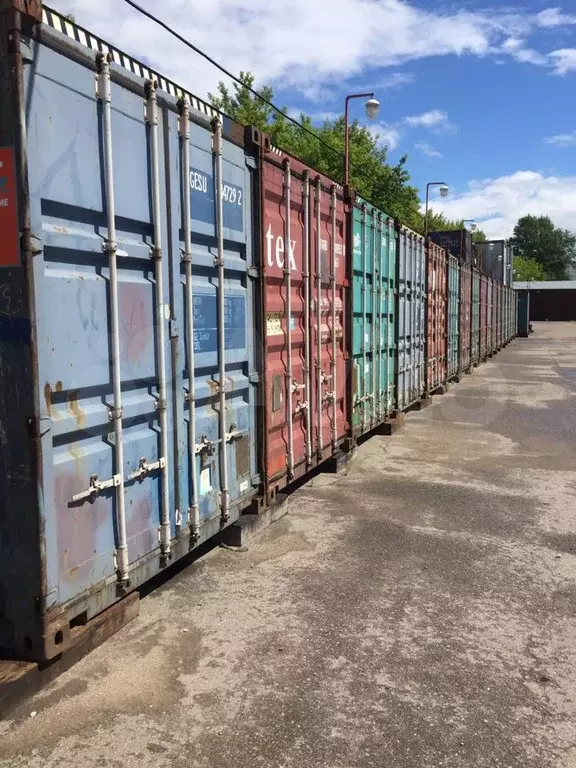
[[2, 322, 576, 768]]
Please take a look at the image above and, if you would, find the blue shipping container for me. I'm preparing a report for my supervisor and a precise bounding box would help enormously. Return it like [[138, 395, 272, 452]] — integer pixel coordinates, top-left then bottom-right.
[[0, 6, 258, 660], [396, 225, 426, 411]]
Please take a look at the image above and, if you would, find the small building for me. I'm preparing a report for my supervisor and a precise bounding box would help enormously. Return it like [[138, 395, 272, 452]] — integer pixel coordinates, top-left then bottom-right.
[[512, 281, 576, 321]]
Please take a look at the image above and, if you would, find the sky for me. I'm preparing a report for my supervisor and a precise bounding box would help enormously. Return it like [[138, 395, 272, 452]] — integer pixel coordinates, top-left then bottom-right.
[[53, 0, 576, 239]]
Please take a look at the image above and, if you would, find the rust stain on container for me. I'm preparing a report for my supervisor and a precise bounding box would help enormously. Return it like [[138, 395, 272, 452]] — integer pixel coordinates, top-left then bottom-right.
[[67, 390, 86, 430]]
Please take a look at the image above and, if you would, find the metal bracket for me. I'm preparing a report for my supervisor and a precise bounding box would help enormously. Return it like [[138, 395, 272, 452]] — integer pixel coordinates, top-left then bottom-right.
[[128, 456, 166, 482], [72, 473, 122, 503]]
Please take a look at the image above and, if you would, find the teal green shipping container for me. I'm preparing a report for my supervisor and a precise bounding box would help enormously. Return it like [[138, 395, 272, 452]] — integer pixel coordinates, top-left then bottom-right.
[[471, 268, 480, 364], [447, 254, 460, 379], [350, 199, 397, 437]]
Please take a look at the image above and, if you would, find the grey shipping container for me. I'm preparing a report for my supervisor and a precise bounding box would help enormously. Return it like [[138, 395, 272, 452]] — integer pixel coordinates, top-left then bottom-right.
[[429, 229, 472, 264], [0, 4, 260, 660], [396, 224, 426, 410]]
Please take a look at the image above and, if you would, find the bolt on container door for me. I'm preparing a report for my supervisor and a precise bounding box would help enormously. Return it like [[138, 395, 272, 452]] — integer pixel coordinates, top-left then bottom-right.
[[397, 225, 426, 410], [447, 254, 460, 379], [0, 7, 259, 661], [471, 268, 480, 364], [459, 262, 472, 373], [255, 141, 347, 498], [480, 274, 488, 360], [426, 241, 447, 393], [351, 199, 396, 438]]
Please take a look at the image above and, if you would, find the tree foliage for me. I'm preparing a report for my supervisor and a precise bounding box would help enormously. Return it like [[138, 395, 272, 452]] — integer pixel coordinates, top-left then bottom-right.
[[209, 73, 423, 228], [512, 256, 546, 282], [511, 215, 576, 280]]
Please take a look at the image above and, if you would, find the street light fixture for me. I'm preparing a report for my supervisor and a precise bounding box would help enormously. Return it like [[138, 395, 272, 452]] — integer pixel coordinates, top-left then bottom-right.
[[424, 181, 450, 237], [463, 219, 477, 232], [344, 92, 380, 187]]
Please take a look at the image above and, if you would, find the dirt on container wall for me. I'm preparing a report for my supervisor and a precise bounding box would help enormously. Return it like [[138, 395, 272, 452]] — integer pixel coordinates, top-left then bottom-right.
[[426, 240, 447, 393], [255, 141, 348, 499], [459, 262, 472, 372]]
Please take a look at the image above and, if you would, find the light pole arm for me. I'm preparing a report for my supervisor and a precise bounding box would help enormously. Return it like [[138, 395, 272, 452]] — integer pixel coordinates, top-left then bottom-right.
[[344, 92, 375, 188]]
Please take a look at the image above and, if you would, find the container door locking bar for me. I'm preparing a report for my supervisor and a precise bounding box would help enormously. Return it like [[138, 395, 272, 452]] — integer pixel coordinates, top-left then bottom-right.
[[72, 473, 122, 503], [128, 456, 166, 482]]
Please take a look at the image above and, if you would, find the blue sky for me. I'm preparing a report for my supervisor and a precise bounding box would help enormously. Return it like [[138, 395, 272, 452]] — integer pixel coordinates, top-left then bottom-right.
[[55, 0, 576, 238]]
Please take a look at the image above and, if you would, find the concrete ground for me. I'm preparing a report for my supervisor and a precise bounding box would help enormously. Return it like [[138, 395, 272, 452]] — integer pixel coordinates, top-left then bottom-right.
[[1, 321, 576, 768]]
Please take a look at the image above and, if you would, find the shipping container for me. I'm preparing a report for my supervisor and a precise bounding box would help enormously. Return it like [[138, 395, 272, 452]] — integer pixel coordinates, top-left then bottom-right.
[[479, 240, 512, 284], [471, 267, 480, 365], [0, 6, 262, 661], [429, 229, 472, 264], [479, 273, 489, 360], [397, 225, 426, 410], [490, 280, 499, 353], [459, 262, 472, 373], [350, 199, 396, 438], [447, 254, 460, 380], [425, 240, 447, 394], [496, 283, 503, 349], [513, 290, 520, 337], [249, 138, 349, 498]]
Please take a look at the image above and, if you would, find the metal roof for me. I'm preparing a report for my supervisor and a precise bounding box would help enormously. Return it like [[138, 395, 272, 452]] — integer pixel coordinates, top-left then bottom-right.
[[513, 281, 576, 290]]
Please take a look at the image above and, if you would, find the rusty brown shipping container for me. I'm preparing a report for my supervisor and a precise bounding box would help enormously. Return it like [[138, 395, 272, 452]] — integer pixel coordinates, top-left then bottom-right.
[[249, 133, 349, 501], [459, 262, 472, 373], [479, 273, 489, 360], [426, 240, 447, 394]]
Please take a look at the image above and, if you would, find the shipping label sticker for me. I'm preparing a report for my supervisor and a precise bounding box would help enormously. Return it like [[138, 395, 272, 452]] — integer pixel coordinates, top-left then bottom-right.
[[0, 147, 20, 268], [200, 467, 212, 496], [266, 312, 283, 336]]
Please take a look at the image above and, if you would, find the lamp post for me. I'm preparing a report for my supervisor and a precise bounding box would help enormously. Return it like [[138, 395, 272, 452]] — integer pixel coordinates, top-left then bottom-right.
[[424, 181, 449, 237], [344, 92, 380, 188], [462, 219, 477, 232]]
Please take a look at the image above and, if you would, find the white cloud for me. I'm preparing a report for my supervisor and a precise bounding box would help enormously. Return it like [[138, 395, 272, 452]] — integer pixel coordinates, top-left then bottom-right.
[[500, 38, 548, 66], [414, 141, 443, 158], [549, 48, 576, 74], [544, 131, 576, 146], [536, 8, 576, 28], [435, 171, 576, 240], [366, 123, 401, 151], [404, 110, 455, 132], [50, 1, 576, 104]]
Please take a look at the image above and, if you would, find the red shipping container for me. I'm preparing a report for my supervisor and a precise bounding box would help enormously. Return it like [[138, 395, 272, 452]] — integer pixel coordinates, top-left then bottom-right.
[[459, 262, 472, 373], [426, 240, 447, 393], [479, 273, 489, 360], [253, 137, 348, 499]]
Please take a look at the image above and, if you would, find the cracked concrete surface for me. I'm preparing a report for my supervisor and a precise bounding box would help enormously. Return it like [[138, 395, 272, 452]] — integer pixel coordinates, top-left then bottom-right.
[[1, 322, 576, 768]]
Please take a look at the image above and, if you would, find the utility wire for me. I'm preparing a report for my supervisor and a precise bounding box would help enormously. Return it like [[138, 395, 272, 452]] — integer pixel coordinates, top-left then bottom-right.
[[122, 0, 427, 225]]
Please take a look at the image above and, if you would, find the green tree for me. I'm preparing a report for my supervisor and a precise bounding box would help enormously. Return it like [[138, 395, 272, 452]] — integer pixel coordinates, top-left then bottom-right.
[[512, 255, 546, 282], [209, 72, 421, 225], [512, 215, 576, 280]]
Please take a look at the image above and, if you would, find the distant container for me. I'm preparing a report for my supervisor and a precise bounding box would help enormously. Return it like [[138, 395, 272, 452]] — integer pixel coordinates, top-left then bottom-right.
[[479, 273, 489, 360], [517, 291, 529, 336], [429, 229, 472, 264], [350, 199, 396, 438], [397, 225, 426, 410], [471, 268, 480, 364], [426, 241, 447, 393], [459, 263, 472, 372], [447, 254, 460, 379], [490, 281, 499, 352], [479, 240, 510, 284], [249, 136, 349, 498]]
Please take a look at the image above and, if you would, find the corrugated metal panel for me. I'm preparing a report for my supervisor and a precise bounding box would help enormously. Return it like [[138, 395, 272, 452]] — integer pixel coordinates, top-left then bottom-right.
[[471, 268, 480, 364], [429, 230, 472, 264], [459, 263, 472, 372], [426, 241, 447, 393], [351, 199, 396, 437], [490, 280, 499, 353], [447, 254, 460, 379], [479, 274, 489, 360], [1, 10, 258, 660], [258, 146, 348, 496], [397, 225, 426, 410]]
